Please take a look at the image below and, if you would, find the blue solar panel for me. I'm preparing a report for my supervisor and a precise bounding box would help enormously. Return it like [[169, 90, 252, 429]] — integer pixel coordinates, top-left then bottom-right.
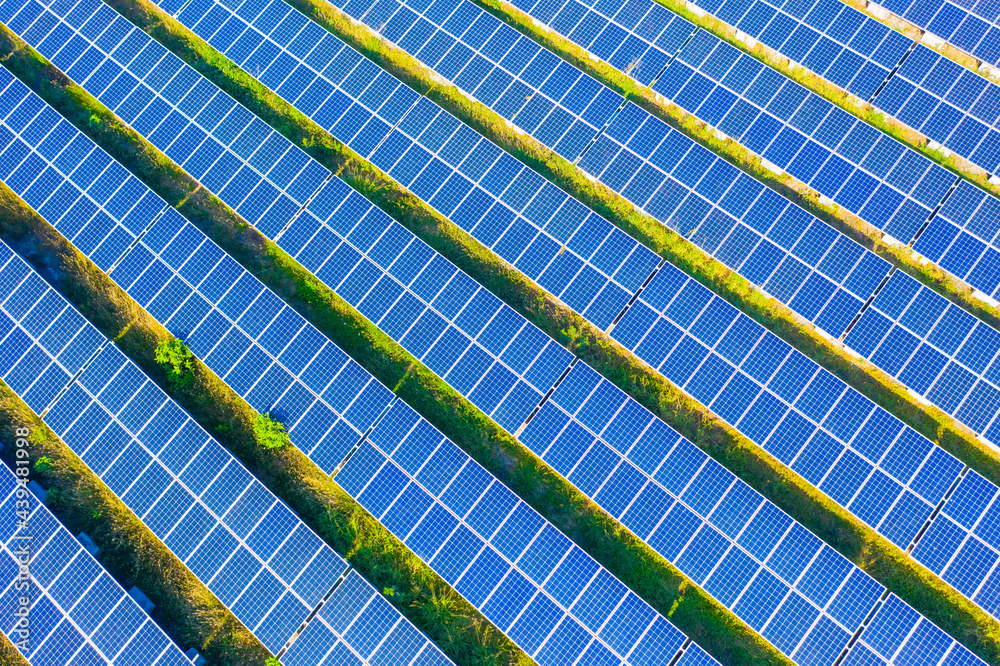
[[0, 240, 348, 655], [276, 179, 981, 665], [0, 62, 702, 666], [845, 269, 1000, 446], [840, 593, 985, 665], [282, 569, 454, 666], [0, 0, 329, 238], [337, 399, 707, 666], [0, 465, 192, 665]]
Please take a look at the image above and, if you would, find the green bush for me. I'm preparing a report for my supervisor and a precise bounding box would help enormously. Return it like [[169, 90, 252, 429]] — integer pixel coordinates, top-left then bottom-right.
[[154, 338, 195, 388], [33, 455, 53, 472], [254, 413, 290, 450]]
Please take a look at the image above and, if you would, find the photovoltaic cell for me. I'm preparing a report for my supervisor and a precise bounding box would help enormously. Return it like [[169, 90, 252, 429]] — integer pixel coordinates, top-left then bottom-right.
[[337, 400, 703, 666], [0, 240, 348, 655], [0, 465, 192, 666]]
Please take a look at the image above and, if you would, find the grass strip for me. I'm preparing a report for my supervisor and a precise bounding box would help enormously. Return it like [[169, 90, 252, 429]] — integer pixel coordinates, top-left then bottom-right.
[[42, 3, 1000, 661], [0, 17, 794, 666], [127, 0, 1000, 500]]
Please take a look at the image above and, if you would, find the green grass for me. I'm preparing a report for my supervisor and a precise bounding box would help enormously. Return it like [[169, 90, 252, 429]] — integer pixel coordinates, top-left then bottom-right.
[[36, 2, 1000, 661], [0, 17, 790, 665]]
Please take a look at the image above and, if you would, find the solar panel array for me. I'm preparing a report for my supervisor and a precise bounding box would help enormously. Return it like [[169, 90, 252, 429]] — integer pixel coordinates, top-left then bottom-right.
[[337, 400, 711, 666], [845, 270, 1000, 453], [694, 0, 911, 101], [0, 0, 330, 239], [139, 0, 663, 331], [282, 569, 454, 666], [0, 466, 192, 666], [0, 242, 351, 656], [26, 0, 1000, 635], [326, 0, 629, 162], [873, 0, 1000, 67], [283, 0, 1000, 441], [388, 0, 1000, 301], [3, 0, 996, 652], [0, 66, 718, 666], [281, 175, 989, 665]]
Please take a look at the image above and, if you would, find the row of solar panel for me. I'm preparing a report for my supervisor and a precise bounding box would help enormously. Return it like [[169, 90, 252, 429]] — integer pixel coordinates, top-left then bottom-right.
[[873, 0, 1000, 67], [166, 0, 668, 331], [0, 0, 330, 239], [277, 172, 991, 666], [7, 0, 1000, 652], [0, 66, 719, 666], [672, 0, 1000, 301], [58, 0, 1000, 628], [283, 177, 890, 663], [305, 0, 1000, 443], [681, 0, 1000, 198], [0, 466, 192, 665], [0, 243, 351, 656]]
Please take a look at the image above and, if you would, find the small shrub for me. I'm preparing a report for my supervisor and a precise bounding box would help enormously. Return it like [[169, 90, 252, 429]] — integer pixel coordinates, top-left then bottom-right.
[[265, 658, 281, 666], [254, 413, 290, 450], [155, 338, 195, 388], [33, 456, 53, 472]]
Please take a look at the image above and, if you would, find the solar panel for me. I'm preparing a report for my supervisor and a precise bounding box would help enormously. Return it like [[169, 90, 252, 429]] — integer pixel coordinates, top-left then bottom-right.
[[0, 0, 330, 238], [0, 240, 349, 655], [282, 569, 454, 666], [869, 0, 1000, 69], [337, 399, 707, 666], [679, 0, 1000, 180], [0, 465, 192, 665], [845, 269, 1000, 450], [0, 69, 395, 475], [4, 0, 998, 651], [842, 593, 985, 665]]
